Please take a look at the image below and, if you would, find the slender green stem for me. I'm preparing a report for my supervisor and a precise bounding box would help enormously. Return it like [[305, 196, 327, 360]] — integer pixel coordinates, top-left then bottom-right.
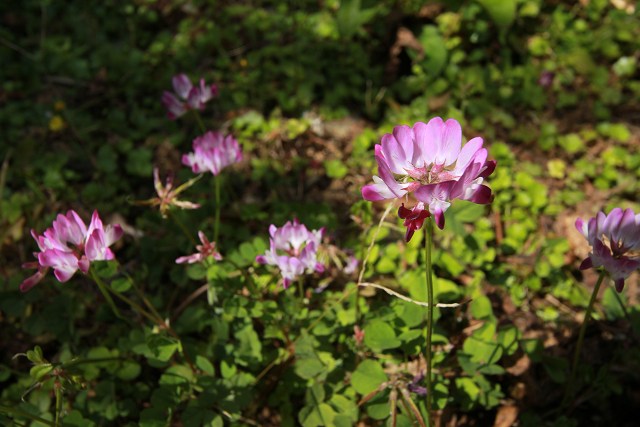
[[0, 405, 59, 426], [90, 268, 132, 324], [55, 384, 62, 426], [561, 269, 606, 411], [424, 218, 434, 427], [91, 268, 162, 325], [169, 209, 198, 246], [214, 174, 221, 243], [115, 262, 167, 329], [193, 110, 207, 134]]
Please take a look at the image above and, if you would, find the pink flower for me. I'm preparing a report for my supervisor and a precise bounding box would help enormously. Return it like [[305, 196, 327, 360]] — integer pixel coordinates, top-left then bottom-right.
[[255, 219, 324, 289], [361, 117, 495, 232], [576, 207, 640, 292], [182, 131, 243, 176], [176, 231, 222, 264], [353, 325, 365, 345], [161, 74, 218, 120], [20, 210, 123, 291]]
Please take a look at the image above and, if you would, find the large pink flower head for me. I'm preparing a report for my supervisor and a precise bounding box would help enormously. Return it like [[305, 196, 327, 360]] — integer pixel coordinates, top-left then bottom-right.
[[161, 73, 218, 120], [361, 117, 496, 234], [20, 210, 123, 292], [255, 219, 325, 289], [576, 207, 640, 292], [182, 131, 243, 176]]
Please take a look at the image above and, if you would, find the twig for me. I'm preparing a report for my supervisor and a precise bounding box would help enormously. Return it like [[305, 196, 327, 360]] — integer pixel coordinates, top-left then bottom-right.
[[359, 283, 472, 308], [171, 283, 209, 321], [0, 37, 36, 60]]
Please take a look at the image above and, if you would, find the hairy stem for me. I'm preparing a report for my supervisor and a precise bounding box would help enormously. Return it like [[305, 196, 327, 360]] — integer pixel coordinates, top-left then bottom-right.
[[55, 384, 62, 426], [561, 269, 606, 411], [424, 218, 434, 427]]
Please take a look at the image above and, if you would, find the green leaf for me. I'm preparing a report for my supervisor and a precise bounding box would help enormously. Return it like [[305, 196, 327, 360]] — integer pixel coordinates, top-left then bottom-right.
[[305, 384, 326, 406], [146, 335, 180, 362], [139, 408, 168, 427], [478, 364, 506, 375], [295, 358, 325, 379], [478, 0, 517, 27], [418, 26, 448, 76], [364, 320, 401, 350], [366, 402, 389, 420], [350, 359, 388, 395], [299, 403, 336, 427], [30, 364, 53, 382], [110, 278, 132, 292], [116, 360, 141, 380], [61, 410, 96, 427], [196, 356, 215, 376], [470, 296, 493, 319]]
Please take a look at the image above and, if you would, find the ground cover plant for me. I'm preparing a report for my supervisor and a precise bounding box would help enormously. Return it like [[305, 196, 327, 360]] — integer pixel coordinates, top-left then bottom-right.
[[2, 0, 640, 426]]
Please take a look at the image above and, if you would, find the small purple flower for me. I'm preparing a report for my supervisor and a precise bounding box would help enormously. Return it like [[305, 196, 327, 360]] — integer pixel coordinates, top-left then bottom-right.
[[255, 219, 325, 289], [576, 207, 640, 292], [537, 70, 554, 88], [407, 371, 428, 396], [21, 211, 123, 291], [161, 74, 218, 120], [182, 131, 243, 176], [343, 252, 360, 275], [176, 231, 222, 264], [361, 118, 495, 232]]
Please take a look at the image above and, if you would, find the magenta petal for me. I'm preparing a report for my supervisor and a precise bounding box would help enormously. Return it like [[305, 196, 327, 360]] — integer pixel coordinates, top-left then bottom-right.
[[614, 278, 625, 293], [361, 185, 386, 201], [172, 73, 193, 99], [440, 118, 462, 165], [392, 125, 414, 164], [469, 185, 493, 204], [53, 268, 75, 282], [477, 160, 497, 179], [282, 278, 292, 290], [579, 257, 593, 270], [381, 134, 408, 175], [77, 256, 90, 274], [575, 218, 586, 236], [616, 208, 636, 243], [20, 271, 44, 292], [255, 255, 268, 264], [455, 137, 484, 172], [314, 262, 325, 273], [433, 206, 445, 230], [603, 207, 623, 239]]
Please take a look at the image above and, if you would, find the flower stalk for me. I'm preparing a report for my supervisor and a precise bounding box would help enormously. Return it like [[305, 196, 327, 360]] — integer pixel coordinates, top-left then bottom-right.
[[424, 217, 434, 427], [561, 269, 606, 411]]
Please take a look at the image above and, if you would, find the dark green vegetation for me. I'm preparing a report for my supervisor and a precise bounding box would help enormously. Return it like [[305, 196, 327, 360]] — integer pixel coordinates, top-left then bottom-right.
[[2, 0, 640, 426]]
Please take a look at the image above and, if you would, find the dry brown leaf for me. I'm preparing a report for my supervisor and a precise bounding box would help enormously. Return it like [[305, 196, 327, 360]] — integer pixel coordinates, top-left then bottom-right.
[[505, 355, 530, 376], [493, 405, 519, 427]]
